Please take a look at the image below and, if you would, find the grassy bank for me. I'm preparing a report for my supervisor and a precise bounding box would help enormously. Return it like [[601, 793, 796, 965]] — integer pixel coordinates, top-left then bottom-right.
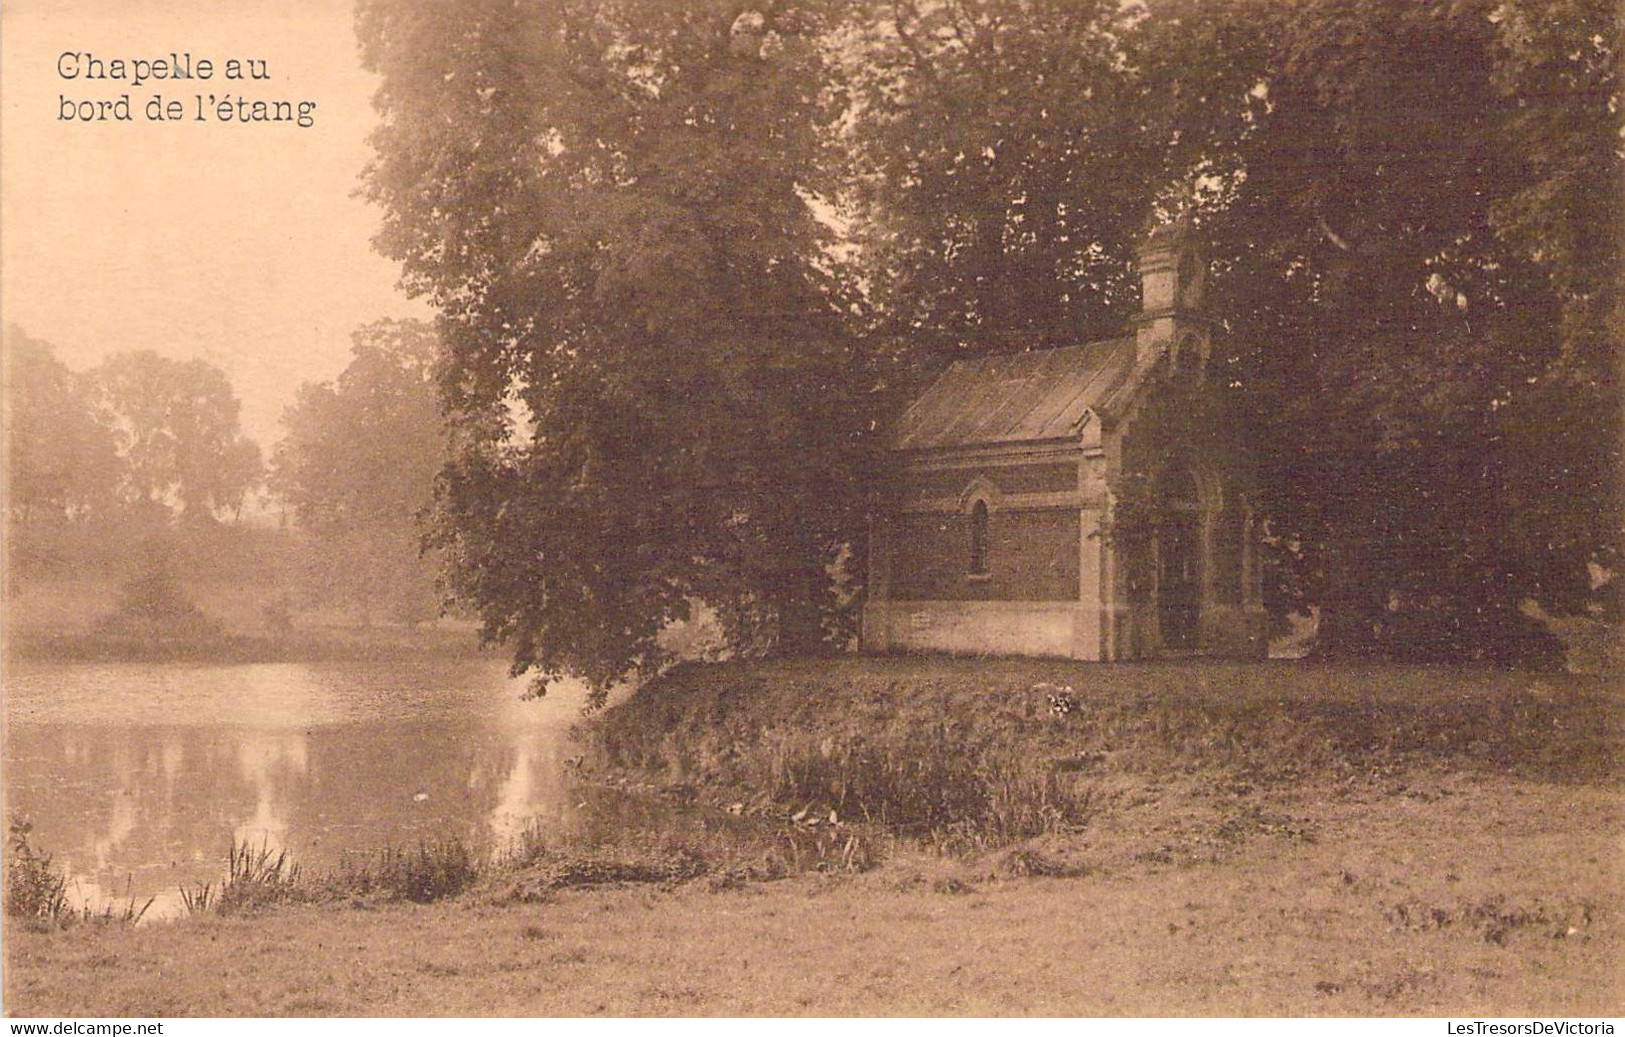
[[584, 657, 1620, 849]]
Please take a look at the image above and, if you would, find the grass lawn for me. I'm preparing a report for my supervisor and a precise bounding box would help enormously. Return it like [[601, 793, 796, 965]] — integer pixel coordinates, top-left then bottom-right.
[[5, 658, 1621, 1017]]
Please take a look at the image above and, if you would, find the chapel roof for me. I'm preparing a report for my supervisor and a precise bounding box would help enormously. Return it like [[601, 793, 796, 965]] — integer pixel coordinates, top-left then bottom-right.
[[892, 336, 1138, 451]]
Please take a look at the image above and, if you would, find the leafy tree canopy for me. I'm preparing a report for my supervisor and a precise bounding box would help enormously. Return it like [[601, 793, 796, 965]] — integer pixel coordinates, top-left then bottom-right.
[[359, 0, 1620, 680], [90, 350, 263, 522], [1205, 0, 1621, 659], [840, 0, 1262, 358]]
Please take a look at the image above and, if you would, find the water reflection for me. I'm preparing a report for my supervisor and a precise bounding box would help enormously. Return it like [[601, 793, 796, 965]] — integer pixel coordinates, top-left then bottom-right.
[[4, 658, 591, 920]]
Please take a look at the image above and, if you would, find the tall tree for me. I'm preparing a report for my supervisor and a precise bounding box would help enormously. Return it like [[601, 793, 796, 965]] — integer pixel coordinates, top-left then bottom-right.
[[91, 351, 263, 521], [840, 0, 1262, 361], [359, 0, 874, 695], [2, 326, 120, 524], [1205, 0, 1622, 660], [271, 319, 447, 625]]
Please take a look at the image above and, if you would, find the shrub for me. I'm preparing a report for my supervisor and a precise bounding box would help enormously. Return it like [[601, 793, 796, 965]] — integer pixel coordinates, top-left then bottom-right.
[[764, 734, 1095, 849], [94, 548, 224, 642], [212, 839, 302, 914], [5, 818, 68, 924], [183, 837, 485, 913], [6, 818, 152, 927], [333, 839, 481, 903]]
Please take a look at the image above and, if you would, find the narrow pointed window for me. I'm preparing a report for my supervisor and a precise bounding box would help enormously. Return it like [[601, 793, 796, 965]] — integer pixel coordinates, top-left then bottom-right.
[[969, 499, 990, 575]]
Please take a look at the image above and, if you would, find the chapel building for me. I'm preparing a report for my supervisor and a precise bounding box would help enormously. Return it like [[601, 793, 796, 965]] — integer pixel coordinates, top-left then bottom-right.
[[861, 218, 1267, 660]]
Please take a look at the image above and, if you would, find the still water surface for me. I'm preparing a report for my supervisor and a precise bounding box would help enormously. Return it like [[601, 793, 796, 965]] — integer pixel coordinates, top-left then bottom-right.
[[3, 658, 592, 920]]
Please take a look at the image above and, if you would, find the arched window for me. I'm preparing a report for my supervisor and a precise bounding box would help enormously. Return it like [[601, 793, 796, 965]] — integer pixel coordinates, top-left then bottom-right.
[[969, 499, 990, 575]]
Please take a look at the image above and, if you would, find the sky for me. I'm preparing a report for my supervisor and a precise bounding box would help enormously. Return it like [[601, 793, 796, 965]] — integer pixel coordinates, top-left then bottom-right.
[[1, 0, 431, 448]]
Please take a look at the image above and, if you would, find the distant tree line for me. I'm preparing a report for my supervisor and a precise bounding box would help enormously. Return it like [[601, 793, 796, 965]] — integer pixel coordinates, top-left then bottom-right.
[[4, 321, 447, 629], [4, 327, 263, 530]]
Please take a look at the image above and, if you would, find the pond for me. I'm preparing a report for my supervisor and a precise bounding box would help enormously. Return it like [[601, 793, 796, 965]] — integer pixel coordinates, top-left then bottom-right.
[[3, 657, 595, 921]]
